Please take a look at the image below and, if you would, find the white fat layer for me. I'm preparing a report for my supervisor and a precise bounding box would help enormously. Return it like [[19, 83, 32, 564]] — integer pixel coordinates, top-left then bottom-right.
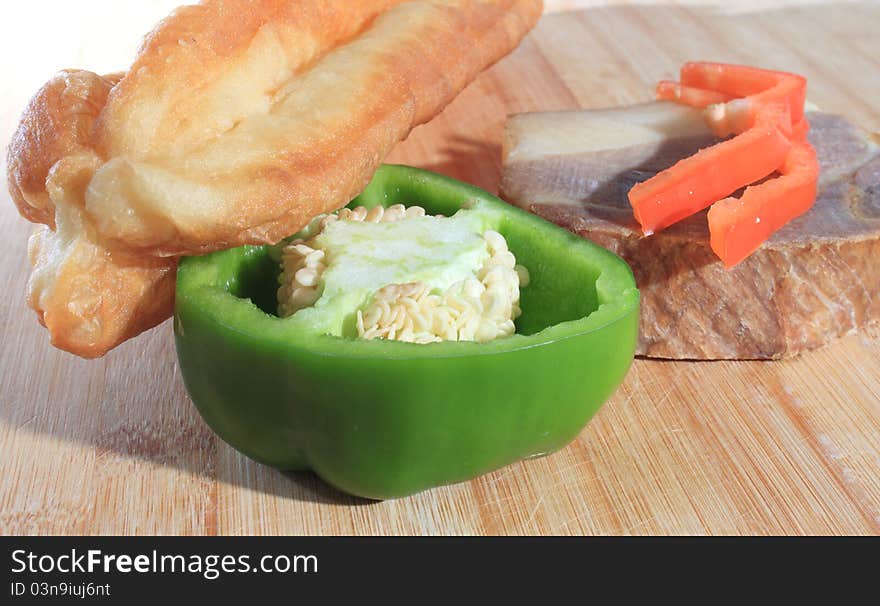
[[504, 102, 711, 162]]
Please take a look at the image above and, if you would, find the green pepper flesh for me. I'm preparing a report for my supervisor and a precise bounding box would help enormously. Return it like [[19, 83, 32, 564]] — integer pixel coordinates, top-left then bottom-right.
[[174, 165, 639, 499]]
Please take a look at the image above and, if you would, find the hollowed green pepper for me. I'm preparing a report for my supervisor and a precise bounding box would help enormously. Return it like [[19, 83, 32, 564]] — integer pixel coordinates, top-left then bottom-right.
[[174, 165, 639, 499]]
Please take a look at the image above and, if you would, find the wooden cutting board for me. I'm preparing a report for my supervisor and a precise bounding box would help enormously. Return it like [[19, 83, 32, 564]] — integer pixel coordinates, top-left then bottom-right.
[[1, 1, 879, 535]]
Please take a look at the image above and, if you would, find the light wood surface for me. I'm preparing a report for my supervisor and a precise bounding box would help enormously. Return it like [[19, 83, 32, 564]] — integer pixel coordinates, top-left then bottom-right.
[[2, 1, 879, 535]]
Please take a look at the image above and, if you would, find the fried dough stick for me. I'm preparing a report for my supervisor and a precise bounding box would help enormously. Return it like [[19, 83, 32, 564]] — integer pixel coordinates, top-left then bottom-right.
[[27, 214, 177, 359], [7, 0, 543, 357]]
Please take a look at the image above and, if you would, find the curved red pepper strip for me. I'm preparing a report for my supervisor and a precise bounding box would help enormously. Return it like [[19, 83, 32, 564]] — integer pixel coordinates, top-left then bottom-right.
[[630, 62, 817, 268], [629, 103, 792, 235], [679, 62, 806, 136], [708, 141, 818, 267]]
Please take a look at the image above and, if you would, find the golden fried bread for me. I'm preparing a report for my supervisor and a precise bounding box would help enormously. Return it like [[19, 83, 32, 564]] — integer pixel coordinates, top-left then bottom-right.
[[27, 210, 177, 359], [7, 0, 542, 357]]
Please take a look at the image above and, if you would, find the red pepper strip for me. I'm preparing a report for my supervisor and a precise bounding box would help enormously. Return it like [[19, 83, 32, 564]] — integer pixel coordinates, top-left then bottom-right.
[[707, 140, 818, 268], [628, 103, 792, 235], [681, 62, 789, 97], [679, 62, 806, 136], [790, 117, 810, 142], [656, 81, 732, 107]]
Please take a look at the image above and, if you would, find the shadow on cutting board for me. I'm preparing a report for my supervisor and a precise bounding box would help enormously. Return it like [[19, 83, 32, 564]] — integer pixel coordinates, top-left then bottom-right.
[[416, 136, 503, 195], [2, 318, 373, 507]]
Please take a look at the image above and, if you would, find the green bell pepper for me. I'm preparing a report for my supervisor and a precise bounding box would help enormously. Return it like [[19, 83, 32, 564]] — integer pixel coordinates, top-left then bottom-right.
[[174, 165, 639, 499]]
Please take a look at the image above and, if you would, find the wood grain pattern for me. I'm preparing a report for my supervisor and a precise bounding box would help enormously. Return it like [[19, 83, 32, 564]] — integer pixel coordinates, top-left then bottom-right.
[[1, 1, 878, 535]]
